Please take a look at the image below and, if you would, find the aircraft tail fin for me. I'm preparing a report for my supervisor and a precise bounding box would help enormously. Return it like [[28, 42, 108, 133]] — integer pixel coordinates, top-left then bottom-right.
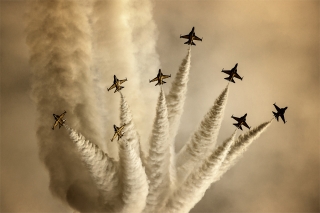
[[155, 82, 159, 86], [224, 76, 235, 83], [184, 41, 190, 45], [233, 123, 243, 130], [192, 41, 196, 45]]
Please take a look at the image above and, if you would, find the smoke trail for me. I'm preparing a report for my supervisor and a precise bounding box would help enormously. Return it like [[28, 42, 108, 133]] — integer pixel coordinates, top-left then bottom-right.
[[118, 139, 148, 213], [25, 0, 103, 208], [176, 86, 229, 181], [65, 125, 121, 211], [165, 131, 237, 213], [143, 88, 170, 213], [216, 120, 273, 180], [91, 0, 141, 157], [165, 48, 192, 192]]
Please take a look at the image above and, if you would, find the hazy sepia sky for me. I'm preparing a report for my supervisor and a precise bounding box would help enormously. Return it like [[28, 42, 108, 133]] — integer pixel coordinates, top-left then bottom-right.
[[1, 0, 319, 212]]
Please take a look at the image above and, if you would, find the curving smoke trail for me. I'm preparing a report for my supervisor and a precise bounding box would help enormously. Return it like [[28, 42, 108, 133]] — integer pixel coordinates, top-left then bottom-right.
[[165, 48, 192, 191], [119, 92, 147, 168], [216, 120, 273, 181], [118, 139, 148, 213], [25, 0, 104, 209], [64, 125, 120, 211], [176, 85, 229, 182], [144, 88, 170, 213], [165, 131, 237, 213]]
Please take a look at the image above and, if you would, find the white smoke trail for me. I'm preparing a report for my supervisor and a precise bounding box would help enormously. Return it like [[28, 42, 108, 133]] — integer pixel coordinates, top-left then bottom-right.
[[165, 131, 237, 213], [25, 0, 103, 209], [118, 139, 148, 213], [165, 48, 192, 192], [176, 86, 229, 181], [143, 88, 170, 213], [91, 0, 141, 157], [64, 125, 121, 211], [216, 120, 273, 180]]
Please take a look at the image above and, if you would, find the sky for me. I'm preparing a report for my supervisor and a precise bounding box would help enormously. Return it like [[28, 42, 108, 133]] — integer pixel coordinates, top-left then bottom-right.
[[1, 0, 319, 212]]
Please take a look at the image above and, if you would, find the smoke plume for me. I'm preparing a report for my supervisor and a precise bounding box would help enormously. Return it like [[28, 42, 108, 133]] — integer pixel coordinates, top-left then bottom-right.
[[144, 88, 170, 213], [176, 86, 229, 182]]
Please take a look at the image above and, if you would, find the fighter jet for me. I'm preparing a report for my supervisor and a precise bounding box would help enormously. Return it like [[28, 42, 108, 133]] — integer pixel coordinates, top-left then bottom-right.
[[110, 124, 126, 142], [149, 69, 171, 86], [231, 113, 251, 130], [180, 27, 203, 45], [222, 63, 243, 83], [52, 111, 66, 130], [272, 103, 288, 123], [107, 75, 127, 93]]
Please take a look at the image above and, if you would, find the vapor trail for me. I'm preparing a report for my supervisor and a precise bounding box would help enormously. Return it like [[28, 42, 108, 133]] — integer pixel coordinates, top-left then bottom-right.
[[176, 86, 229, 181], [143, 88, 170, 213], [216, 120, 273, 180], [91, 0, 141, 157], [65, 125, 121, 210], [165, 48, 191, 191], [118, 139, 148, 213], [26, 0, 103, 209], [165, 131, 237, 213]]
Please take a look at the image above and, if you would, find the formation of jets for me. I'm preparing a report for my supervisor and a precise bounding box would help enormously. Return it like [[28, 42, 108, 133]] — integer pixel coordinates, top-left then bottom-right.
[[52, 111, 66, 130], [108, 75, 127, 93], [149, 69, 171, 86], [111, 124, 126, 142], [52, 26, 288, 136], [222, 63, 243, 83], [180, 27, 203, 46]]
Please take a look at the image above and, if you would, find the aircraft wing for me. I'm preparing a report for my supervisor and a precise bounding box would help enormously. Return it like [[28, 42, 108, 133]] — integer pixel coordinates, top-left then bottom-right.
[[193, 35, 202, 41], [162, 74, 171, 79], [243, 121, 251, 129], [222, 70, 232, 75], [233, 123, 242, 130], [234, 73, 242, 80], [119, 79, 127, 84], [150, 77, 159, 83], [280, 114, 286, 123], [108, 84, 116, 91], [180, 35, 189, 39], [274, 104, 281, 111], [232, 116, 242, 122]]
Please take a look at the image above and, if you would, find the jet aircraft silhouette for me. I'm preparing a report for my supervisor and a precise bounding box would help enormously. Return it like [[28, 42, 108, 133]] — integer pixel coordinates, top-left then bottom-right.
[[108, 75, 127, 93], [111, 124, 126, 142], [149, 69, 171, 86], [52, 111, 66, 130], [232, 113, 251, 130], [272, 103, 288, 123], [222, 63, 243, 83], [180, 27, 203, 45]]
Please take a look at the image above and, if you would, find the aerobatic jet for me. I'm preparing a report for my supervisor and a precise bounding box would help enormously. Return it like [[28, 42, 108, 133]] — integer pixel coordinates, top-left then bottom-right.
[[52, 111, 66, 130], [111, 124, 126, 142], [180, 27, 203, 45], [149, 69, 171, 86], [272, 103, 288, 123], [231, 113, 251, 130], [222, 63, 243, 83], [107, 75, 127, 93]]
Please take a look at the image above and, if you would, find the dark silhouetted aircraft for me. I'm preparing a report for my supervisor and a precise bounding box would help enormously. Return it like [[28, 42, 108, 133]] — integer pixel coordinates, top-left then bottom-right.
[[111, 124, 126, 142], [222, 63, 243, 83], [149, 69, 171, 86], [180, 27, 203, 45], [272, 103, 288, 123], [52, 111, 66, 130], [108, 75, 127, 93], [232, 113, 251, 130]]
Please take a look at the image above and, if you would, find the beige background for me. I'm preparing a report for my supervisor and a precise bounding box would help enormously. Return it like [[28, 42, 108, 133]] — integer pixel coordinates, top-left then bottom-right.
[[1, 0, 319, 212]]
